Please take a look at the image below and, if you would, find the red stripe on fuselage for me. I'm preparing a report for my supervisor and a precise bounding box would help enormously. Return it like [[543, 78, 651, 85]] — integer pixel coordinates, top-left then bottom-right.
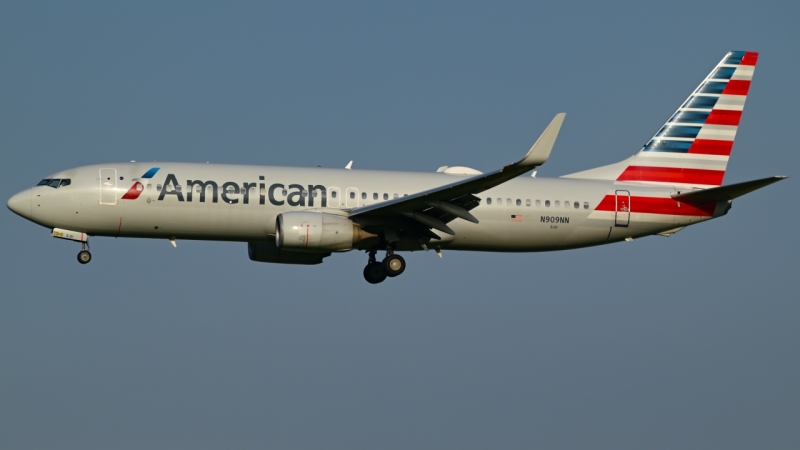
[[617, 166, 725, 186], [705, 109, 741, 126], [596, 195, 714, 217], [687, 139, 734, 156]]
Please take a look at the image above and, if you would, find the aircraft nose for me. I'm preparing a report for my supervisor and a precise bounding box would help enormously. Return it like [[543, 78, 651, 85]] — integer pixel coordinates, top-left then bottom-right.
[[7, 188, 32, 219]]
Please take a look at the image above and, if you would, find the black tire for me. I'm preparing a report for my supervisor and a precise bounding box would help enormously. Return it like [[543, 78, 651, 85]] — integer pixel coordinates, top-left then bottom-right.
[[77, 250, 92, 264], [363, 261, 387, 284], [383, 254, 405, 277]]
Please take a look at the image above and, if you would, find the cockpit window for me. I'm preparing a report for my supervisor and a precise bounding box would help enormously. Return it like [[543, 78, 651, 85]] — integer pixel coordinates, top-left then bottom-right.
[[37, 178, 71, 188]]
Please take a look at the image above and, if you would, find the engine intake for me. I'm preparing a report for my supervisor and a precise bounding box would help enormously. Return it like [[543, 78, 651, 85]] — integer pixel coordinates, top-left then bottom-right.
[[276, 211, 374, 251]]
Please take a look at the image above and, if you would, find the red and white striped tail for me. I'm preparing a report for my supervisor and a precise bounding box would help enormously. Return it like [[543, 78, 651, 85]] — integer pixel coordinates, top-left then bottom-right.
[[564, 51, 757, 188]]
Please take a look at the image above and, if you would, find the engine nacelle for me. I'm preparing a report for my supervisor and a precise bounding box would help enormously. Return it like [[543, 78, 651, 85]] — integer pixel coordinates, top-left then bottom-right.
[[276, 211, 373, 251], [248, 241, 328, 265]]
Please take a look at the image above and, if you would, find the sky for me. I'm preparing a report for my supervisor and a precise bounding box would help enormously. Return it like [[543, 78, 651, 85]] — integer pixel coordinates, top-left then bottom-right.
[[1, 1, 798, 449]]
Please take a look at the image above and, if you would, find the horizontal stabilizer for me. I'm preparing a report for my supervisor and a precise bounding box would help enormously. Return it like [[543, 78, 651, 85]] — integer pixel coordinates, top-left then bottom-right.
[[672, 176, 786, 204]]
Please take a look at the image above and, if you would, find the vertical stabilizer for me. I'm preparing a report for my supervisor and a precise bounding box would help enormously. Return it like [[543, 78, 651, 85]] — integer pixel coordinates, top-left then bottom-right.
[[564, 51, 758, 188]]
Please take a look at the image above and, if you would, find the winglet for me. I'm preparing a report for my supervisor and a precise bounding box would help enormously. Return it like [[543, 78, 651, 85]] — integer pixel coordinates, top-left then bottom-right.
[[345, 161, 353, 170], [517, 113, 566, 167]]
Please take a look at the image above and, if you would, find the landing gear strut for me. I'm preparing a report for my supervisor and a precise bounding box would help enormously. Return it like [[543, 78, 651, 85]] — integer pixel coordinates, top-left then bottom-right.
[[77, 241, 91, 264], [362, 247, 407, 284]]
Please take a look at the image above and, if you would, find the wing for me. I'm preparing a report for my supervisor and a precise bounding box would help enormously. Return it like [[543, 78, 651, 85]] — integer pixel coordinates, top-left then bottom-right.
[[349, 113, 566, 238]]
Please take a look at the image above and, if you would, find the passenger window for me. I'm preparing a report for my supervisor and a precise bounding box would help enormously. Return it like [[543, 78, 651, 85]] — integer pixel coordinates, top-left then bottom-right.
[[545, 200, 550, 207], [281, 189, 288, 196], [312, 191, 318, 198], [301, 191, 308, 198], [157, 184, 162, 191], [516, 199, 521, 206], [383, 193, 388, 200], [574, 201, 579, 209], [331, 190, 338, 198], [393, 194, 399, 199], [497, 198, 501, 205], [196, 185, 202, 193], [37, 179, 51, 186], [349, 191, 355, 199], [564, 201, 569, 208], [555, 200, 560, 207], [526, 199, 531, 206], [260, 187, 266, 196], [535, 199, 541, 206], [373, 193, 378, 200], [48, 179, 61, 188], [59, 179, 71, 187], [584, 202, 589, 209], [146, 183, 152, 190], [176, 185, 182, 192], [361, 192, 366, 199], [506, 198, 511, 205], [486, 198, 492, 205]]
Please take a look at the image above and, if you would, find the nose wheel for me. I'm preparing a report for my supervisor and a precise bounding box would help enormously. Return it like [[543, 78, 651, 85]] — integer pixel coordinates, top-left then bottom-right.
[[362, 249, 406, 284], [77, 240, 91, 264], [77, 250, 92, 264]]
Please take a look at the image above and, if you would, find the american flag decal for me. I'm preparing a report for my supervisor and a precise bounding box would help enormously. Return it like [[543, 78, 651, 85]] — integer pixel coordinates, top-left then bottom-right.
[[511, 214, 523, 222]]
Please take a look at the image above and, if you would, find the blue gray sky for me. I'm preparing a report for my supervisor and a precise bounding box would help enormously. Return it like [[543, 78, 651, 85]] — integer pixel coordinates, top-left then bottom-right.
[[1, 2, 797, 449]]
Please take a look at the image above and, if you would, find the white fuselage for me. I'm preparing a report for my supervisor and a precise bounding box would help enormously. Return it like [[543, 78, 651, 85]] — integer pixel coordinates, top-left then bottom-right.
[[13, 162, 720, 252]]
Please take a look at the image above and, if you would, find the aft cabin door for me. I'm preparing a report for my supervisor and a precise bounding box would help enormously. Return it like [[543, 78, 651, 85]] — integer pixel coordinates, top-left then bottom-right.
[[615, 190, 630, 227], [99, 168, 117, 205]]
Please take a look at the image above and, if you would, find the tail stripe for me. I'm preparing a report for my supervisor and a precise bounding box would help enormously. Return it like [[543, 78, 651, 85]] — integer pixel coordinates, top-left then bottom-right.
[[704, 110, 741, 126], [618, 166, 725, 186], [627, 51, 757, 186], [562, 51, 758, 188]]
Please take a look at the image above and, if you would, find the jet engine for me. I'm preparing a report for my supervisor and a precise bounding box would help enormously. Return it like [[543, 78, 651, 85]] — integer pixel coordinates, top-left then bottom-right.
[[276, 211, 374, 251], [248, 241, 328, 265]]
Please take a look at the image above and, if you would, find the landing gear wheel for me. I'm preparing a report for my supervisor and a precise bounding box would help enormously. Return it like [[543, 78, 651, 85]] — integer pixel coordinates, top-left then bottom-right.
[[363, 261, 387, 284], [77, 250, 92, 264], [383, 254, 405, 277]]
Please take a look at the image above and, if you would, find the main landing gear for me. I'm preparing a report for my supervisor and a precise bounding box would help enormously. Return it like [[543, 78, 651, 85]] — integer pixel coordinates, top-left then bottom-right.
[[363, 248, 406, 284], [77, 241, 91, 264]]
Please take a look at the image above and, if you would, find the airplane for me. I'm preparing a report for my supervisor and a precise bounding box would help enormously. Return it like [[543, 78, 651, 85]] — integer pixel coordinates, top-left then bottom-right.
[[6, 51, 786, 284]]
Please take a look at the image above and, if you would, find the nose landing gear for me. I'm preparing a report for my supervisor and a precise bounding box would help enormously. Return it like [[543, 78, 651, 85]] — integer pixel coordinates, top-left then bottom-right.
[[362, 248, 407, 284], [77, 241, 91, 264], [51, 228, 92, 264]]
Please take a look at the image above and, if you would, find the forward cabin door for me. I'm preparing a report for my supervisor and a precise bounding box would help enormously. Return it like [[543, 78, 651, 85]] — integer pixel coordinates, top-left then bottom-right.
[[614, 190, 630, 227], [99, 168, 117, 205]]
